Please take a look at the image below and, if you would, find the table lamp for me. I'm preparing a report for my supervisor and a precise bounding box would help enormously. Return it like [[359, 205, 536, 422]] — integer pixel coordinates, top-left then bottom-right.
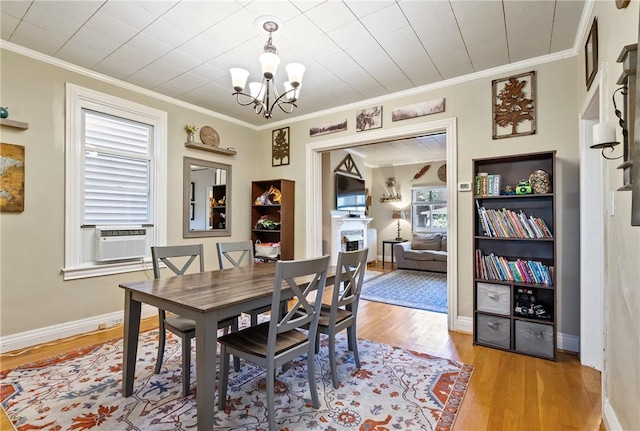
[[392, 209, 407, 241]]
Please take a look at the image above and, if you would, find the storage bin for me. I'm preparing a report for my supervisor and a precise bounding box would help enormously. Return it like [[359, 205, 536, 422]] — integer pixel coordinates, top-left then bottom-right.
[[476, 282, 510, 315], [515, 320, 555, 358], [476, 314, 510, 349]]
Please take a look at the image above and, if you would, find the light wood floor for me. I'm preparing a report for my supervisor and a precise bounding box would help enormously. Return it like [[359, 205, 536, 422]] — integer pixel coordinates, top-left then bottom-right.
[[1, 263, 603, 431]]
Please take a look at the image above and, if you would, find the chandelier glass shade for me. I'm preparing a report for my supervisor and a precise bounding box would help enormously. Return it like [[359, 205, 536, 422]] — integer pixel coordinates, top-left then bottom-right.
[[230, 21, 305, 119]]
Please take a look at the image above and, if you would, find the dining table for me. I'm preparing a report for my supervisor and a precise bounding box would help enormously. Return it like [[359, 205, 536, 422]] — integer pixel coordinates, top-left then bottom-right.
[[119, 262, 337, 431]]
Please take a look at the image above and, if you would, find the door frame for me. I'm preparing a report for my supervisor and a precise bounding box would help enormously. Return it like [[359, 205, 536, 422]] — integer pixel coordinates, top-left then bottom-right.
[[304, 118, 459, 330]]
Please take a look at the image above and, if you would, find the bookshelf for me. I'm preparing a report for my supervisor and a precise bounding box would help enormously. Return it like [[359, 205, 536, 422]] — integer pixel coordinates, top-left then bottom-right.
[[251, 179, 295, 261], [472, 151, 557, 360]]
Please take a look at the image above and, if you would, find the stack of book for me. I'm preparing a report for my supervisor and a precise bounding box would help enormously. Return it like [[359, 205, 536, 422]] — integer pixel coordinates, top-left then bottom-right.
[[475, 202, 552, 238], [474, 250, 553, 285], [475, 173, 502, 196]]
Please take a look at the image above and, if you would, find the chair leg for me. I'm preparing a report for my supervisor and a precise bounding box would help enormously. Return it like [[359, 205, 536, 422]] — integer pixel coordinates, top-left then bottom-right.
[[218, 345, 230, 411], [154, 323, 166, 374], [266, 366, 277, 431], [347, 325, 360, 368], [182, 336, 191, 396], [328, 332, 339, 389], [250, 312, 258, 327], [231, 319, 241, 372], [307, 345, 320, 408]]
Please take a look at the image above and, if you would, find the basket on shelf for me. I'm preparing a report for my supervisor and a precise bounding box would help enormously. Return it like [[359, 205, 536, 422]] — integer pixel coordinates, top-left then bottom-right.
[[254, 240, 280, 259]]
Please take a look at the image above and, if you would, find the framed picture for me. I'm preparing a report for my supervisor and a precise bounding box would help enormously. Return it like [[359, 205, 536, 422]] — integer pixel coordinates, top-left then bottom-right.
[[190, 182, 195, 201], [272, 127, 290, 167], [356, 106, 382, 131], [492, 71, 536, 139], [585, 17, 598, 91], [0, 143, 25, 212], [190, 203, 195, 220], [391, 98, 445, 122], [309, 119, 347, 137]]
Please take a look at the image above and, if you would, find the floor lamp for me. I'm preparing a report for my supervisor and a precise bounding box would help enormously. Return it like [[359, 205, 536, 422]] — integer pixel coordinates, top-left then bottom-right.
[[392, 209, 407, 241]]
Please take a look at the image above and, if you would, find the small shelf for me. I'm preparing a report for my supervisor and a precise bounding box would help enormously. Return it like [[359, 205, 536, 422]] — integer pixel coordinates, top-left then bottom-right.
[[0, 118, 29, 130], [185, 141, 236, 156]]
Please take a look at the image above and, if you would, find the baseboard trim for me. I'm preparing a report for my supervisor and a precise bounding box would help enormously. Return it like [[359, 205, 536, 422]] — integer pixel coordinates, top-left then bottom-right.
[[603, 396, 623, 430], [456, 316, 473, 333], [0, 305, 157, 354]]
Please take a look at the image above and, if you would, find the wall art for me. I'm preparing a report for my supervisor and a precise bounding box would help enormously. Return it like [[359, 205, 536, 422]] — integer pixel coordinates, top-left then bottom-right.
[[272, 127, 290, 167], [492, 71, 536, 139], [310, 119, 347, 137], [0, 142, 25, 212], [391, 98, 445, 122], [356, 106, 382, 131], [585, 17, 598, 91]]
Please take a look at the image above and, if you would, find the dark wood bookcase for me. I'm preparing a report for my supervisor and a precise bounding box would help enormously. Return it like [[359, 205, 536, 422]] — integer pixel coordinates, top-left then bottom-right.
[[251, 179, 295, 260], [472, 151, 557, 360]]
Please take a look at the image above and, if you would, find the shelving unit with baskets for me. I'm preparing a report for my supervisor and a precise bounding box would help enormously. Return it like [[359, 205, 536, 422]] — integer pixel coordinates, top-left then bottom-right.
[[251, 179, 295, 261], [472, 151, 557, 360]]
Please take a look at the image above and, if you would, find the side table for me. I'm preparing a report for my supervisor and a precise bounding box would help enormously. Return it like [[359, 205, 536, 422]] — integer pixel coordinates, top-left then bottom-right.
[[381, 239, 407, 269]]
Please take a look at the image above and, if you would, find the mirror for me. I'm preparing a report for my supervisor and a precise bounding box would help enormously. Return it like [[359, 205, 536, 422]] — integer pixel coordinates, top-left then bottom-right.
[[183, 157, 231, 238]]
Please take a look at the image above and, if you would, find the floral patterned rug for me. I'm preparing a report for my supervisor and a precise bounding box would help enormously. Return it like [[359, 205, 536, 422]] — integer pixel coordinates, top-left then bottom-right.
[[1, 323, 472, 430]]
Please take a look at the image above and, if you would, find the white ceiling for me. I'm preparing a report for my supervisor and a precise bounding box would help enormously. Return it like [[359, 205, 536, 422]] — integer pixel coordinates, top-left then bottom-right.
[[0, 0, 586, 165]]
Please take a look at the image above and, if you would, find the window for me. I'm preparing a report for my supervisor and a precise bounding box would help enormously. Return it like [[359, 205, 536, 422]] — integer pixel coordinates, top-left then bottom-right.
[[411, 186, 448, 233], [64, 84, 167, 280]]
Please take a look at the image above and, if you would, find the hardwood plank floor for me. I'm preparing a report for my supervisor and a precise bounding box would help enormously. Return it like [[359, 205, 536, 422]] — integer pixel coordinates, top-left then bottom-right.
[[0, 263, 603, 430]]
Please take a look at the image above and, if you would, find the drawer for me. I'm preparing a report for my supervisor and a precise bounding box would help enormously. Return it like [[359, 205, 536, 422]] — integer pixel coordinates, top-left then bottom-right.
[[515, 320, 555, 358], [476, 282, 510, 315], [476, 314, 510, 349]]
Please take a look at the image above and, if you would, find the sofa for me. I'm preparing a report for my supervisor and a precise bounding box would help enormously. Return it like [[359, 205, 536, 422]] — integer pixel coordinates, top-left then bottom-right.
[[393, 233, 447, 272]]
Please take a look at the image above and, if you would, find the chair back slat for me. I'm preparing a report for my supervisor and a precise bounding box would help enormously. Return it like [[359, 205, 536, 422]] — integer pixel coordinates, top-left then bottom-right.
[[268, 255, 330, 356], [216, 241, 254, 269], [332, 248, 368, 318], [151, 244, 205, 279]]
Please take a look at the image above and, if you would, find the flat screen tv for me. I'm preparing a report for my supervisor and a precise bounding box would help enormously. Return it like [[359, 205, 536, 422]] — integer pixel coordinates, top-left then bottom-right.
[[335, 174, 366, 212]]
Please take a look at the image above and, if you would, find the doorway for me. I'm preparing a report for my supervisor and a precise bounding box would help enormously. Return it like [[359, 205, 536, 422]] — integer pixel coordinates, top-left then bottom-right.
[[304, 118, 460, 331]]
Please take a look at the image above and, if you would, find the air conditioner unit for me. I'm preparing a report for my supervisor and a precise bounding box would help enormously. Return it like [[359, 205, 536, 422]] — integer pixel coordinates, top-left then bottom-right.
[[95, 226, 147, 262]]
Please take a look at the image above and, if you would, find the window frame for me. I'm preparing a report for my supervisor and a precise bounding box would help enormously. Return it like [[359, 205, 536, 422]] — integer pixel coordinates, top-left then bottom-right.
[[63, 83, 167, 280], [411, 186, 448, 233]]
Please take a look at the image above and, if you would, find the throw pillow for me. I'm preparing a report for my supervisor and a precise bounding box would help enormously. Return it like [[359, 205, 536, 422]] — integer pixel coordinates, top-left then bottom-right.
[[412, 233, 442, 250]]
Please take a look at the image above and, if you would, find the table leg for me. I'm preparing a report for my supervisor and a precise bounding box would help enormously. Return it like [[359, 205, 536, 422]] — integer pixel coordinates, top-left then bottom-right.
[[382, 243, 387, 269], [195, 312, 218, 431], [391, 246, 395, 267], [122, 291, 141, 397]]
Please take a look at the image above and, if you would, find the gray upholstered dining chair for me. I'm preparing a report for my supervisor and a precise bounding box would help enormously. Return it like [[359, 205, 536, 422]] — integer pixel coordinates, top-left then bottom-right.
[[216, 240, 270, 326], [316, 248, 368, 389], [151, 244, 239, 397], [217, 255, 330, 431]]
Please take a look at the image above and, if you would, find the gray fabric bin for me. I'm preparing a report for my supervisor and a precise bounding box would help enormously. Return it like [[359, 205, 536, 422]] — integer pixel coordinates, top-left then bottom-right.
[[476, 282, 511, 315], [476, 314, 510, 349], [515, 320, 554, 358]]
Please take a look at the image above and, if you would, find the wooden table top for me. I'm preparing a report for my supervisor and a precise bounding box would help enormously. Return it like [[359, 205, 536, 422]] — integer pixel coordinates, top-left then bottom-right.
[[119, 264, 336, 314]]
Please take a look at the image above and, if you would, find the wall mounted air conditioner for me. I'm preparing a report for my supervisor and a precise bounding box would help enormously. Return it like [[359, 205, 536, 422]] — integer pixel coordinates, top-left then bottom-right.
[[95, 226, 147, 262]]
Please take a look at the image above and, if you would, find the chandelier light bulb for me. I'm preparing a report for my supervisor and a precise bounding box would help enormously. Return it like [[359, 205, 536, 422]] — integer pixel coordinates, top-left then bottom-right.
[[229, 68, 250, 92], [284, 81, 301, 101], [285, 63, 305, 86], [248, 82, 265, 102]]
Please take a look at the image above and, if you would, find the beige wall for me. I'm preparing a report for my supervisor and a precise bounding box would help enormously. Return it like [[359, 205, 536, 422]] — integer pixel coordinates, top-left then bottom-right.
[[584, 2, 640, 430], [0, 49, 258, 336]]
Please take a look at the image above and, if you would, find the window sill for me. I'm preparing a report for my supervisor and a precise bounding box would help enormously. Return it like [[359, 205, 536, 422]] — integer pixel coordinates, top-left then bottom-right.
[[62, 258, 150, 280]]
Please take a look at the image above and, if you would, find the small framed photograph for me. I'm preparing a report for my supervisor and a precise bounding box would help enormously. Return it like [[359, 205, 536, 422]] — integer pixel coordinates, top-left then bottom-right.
[[190, 182, 195, 202], [356, 106, 382, 131], [272, 127, 290, 167], [190, 203, 195, 220], [585, 17, 598, 91]]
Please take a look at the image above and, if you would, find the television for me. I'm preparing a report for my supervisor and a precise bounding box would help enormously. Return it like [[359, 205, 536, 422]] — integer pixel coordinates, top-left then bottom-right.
[[335, 174, 366, 212]]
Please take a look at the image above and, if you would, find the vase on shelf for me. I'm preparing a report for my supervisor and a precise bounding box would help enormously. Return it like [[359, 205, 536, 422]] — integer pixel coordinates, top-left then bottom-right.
[[187, 133, 195, 142]]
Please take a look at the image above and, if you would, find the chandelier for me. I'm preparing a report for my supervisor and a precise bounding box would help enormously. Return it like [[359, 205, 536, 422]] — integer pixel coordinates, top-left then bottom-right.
[[229, 20, 305, 119]]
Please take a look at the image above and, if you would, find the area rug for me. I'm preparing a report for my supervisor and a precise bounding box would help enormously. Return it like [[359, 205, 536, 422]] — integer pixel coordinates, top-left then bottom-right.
[[361, 269, 448, 313], [1, 325, 472, 430]]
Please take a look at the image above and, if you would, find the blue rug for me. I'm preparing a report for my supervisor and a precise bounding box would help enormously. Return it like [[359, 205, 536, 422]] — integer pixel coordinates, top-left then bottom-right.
[[361, 269, 447, 313]]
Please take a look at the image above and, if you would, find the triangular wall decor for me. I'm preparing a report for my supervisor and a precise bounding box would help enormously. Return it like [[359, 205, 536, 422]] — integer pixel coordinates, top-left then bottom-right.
[[334, 154, 362, 178]]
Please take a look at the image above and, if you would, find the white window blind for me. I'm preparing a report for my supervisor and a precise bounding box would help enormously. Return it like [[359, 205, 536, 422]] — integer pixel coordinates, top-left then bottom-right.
[[83, 110, 151, 225]]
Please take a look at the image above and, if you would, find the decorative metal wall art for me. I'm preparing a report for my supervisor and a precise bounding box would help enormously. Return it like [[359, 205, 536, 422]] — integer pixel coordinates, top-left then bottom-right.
[[0, 142, 25, 212], [272, 127, 290, 166], [492, 71, 536, 139]]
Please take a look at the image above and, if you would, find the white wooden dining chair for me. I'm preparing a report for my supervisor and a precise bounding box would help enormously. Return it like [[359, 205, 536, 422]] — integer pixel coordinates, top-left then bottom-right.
[[215, 240, 270, 326], [151, 244, 239, 397], [217, 255, 330, 431], [316, 248, 368, 388]]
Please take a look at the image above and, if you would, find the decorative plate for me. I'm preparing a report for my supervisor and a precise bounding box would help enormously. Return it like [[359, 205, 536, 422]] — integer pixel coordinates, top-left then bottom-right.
[[200, 126, 220, 147], [437, 164, 447, 182], [529, 169, 551, 194]]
